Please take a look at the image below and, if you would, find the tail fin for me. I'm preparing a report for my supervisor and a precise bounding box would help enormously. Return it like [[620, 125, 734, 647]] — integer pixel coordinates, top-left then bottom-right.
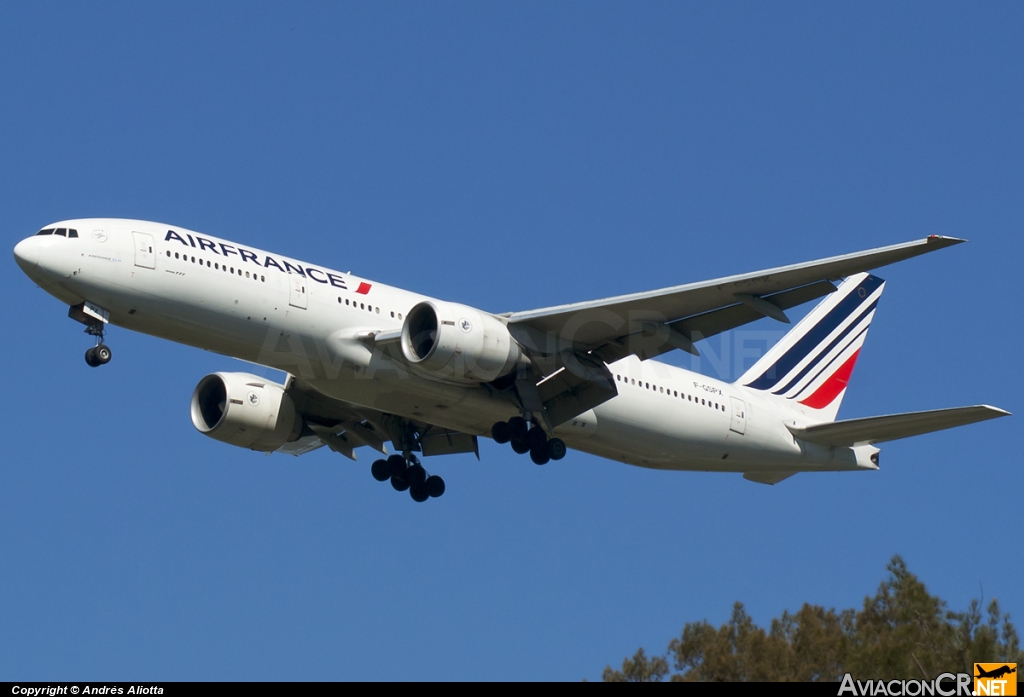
[[737, 272, 884, 422]]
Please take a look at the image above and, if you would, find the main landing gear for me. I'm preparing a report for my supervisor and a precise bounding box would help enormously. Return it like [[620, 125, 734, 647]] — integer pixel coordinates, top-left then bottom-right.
[[370, 454, 445, 503], [84, 323, 112, 368], [491, 416, 567, 465]]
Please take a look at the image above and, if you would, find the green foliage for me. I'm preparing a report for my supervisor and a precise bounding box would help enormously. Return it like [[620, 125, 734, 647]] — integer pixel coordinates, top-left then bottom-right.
[[601, 555, 1022, 682]]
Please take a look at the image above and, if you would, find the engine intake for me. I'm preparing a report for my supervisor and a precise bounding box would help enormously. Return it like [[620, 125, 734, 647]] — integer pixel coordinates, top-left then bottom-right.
[[190, 372, 303, 451], [401, 301, 521, 383]]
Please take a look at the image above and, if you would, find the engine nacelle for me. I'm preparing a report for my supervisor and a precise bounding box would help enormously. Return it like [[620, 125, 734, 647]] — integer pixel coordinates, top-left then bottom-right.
[[401, 301, 522, 383], [190, 372, 303, 451]]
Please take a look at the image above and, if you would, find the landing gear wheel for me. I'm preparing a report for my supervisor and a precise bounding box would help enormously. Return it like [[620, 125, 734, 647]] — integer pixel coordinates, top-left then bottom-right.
[[425, 475, 445, 498], [371, 459, 391, 482], [507, 416, 528, 442], [510, 438, 531, 455], [386, 454, 407, 477], [491, 421, 511, 444], [530, 446, 550, 466], [547, 438, 567, 461], [95, 344, 112, 364], [391, 470, 411, 492], [408, 464, 427, 486], [85, 347, 100, 367], [409, 483, 429, 503], [526, 426, 547, 450]]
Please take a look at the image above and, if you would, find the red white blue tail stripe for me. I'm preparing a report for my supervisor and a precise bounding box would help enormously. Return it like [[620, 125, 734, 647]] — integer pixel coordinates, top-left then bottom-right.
[[738, 273, 885, 421]]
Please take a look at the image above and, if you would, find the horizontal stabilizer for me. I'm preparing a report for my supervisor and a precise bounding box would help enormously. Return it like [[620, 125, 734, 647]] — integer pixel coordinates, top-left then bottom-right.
[[743, 471, 799, 485], [788, 405, 1010, 447]]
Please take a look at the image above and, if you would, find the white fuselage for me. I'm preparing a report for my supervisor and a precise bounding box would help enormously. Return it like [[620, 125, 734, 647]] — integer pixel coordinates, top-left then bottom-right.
[[14, 219, 876, 476]]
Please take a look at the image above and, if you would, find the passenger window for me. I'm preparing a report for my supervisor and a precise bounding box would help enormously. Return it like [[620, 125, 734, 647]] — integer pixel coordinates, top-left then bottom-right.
[[175, 253, 180, 259], [391, 311, 395, 318], [36, 228, 54, 235], [260, 275, 264, 281], [375, 307, 380, 314], [68, 229, 78, 238], [398, 313, 402, 320], [55, 228, 67, 237], [673, 390, 677, 397], [246, 271, 250, 278], [166, 251, 171, 257], [346, 299, 350, 306], [360, 303, 365, 310]]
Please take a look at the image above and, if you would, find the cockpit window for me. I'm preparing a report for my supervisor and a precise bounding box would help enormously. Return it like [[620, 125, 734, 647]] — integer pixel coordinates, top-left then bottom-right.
[[68, 229, 78, 238], [54, 228, 67, 237], [36, 228, 54, 236]]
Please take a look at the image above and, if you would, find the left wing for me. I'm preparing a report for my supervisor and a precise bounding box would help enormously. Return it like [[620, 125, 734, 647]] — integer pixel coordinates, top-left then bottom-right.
[[277, 376, 479, 460]]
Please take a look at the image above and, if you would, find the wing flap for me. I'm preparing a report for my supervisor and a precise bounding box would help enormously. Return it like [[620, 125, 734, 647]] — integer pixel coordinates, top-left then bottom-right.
[[788, 405, 1010, 447]]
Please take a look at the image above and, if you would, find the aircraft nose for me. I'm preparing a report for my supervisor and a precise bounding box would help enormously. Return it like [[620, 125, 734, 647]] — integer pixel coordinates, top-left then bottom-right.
[[13, 237, 39, 272]]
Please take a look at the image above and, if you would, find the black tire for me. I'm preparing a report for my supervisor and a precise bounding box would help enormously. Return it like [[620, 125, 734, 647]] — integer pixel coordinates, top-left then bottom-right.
[[530, 446, 550, 466], [387, 454, 407, 477], [526, 426, 547, 450], [491, 421, 511, 444], [425, 475, 445, 498], [84, 347, 99, 367], [547, 438, 567, 461], [510, 437, 531, 455], [408, 463, 427, 486], [409, 483, 429, 503], [95, 345, 112, 364], [371, 459, 390, 482], [508, 416, 528, 442], [391, 470, 411, 492]]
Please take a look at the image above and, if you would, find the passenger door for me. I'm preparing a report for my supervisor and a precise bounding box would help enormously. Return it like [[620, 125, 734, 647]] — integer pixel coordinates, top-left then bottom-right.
[[132, 231, 155, 269], [288, 270, 308, 309], [729, 396, 747, 435]]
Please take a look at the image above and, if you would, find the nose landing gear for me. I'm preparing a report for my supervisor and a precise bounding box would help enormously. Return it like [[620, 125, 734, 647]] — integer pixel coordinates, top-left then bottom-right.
[[83, 323, 112, 367]]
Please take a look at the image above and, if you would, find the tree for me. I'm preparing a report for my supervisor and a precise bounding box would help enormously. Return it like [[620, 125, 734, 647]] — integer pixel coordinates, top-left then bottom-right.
[[602, 555, 1022, 682]]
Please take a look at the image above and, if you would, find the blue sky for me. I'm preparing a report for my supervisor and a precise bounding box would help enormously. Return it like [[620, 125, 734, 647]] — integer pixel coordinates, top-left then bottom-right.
[[2, 2, 1021, 681]]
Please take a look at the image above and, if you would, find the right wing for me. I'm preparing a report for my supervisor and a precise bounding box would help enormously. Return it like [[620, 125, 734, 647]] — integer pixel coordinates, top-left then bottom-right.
[[505, 236, 963, 366], [499, 236, 964, 430]]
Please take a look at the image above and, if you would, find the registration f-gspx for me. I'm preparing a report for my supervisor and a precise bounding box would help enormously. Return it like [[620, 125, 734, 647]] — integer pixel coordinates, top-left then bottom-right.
[[13, 220, 1010, 502]]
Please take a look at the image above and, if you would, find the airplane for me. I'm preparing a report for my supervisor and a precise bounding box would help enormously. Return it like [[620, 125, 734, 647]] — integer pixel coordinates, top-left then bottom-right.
[[12, 220, 1010, 502], [976, 665, 1017, 680]]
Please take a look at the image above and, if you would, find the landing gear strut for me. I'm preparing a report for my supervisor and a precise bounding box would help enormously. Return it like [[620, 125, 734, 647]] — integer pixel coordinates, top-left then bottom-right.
[[84, 323, 112, 367], [491, 417, 567, 465], [369, 452, 445, 502]]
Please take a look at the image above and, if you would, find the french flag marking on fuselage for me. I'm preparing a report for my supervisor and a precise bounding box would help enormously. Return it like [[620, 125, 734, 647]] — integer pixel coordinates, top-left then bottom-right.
[[737, 272, 885, 422]]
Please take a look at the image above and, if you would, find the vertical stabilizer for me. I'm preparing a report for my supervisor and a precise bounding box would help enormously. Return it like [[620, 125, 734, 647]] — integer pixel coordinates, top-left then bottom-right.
[[737, 272, 885, 422]]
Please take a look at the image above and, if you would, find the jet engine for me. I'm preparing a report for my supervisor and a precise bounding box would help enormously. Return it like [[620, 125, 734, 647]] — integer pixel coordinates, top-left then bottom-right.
[[190, 372, 303, 451], [401, 301, 522, 383]]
